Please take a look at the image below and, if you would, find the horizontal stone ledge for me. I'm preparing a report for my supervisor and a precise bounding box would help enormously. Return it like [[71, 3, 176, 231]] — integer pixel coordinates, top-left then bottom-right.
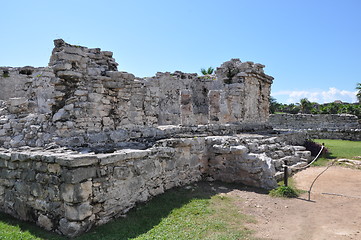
[[99, 149, 151, 165], [56, 70, 83, 80], [56, 155, 98, 167], [0, 152, 11, 160]]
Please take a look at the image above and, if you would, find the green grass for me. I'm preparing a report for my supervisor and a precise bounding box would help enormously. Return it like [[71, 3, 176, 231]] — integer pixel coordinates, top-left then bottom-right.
[[0, 213, 63, 240], [312, 139, 361, 166], [314, 139, 361, 159], [0, 182, 257, 240], [270, 178, 305, 198], [269, 186, 298, 198]]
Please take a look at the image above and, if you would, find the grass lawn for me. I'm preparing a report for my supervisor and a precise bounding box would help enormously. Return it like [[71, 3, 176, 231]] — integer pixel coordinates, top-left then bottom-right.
[[0, 182, 256, 240], [313, 139, 361, 166]]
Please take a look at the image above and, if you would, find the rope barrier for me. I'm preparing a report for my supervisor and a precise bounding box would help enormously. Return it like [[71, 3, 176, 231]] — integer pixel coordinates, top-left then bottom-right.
[[293, 145, 324, 171], [307, 160, 336, 201]]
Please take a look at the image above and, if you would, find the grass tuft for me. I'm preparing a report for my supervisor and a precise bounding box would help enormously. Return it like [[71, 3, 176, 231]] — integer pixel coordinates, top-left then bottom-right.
[[269, 186, 299, 198]]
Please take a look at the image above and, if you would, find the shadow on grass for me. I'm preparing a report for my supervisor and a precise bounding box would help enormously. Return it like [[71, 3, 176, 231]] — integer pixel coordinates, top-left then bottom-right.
[[0, 181, 267, 240], [0, 211, 64, 240]]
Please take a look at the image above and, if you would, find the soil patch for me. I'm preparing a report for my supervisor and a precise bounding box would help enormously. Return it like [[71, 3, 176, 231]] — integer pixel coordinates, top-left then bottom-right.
[[227, 166, 361, 240]]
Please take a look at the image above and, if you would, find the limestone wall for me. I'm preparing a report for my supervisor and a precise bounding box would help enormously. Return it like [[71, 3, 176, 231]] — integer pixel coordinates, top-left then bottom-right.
[[0, 39, 294, 237], [269, 113, 361, 140], [0, 40, 274, 150], [0, 133, 310, 237]]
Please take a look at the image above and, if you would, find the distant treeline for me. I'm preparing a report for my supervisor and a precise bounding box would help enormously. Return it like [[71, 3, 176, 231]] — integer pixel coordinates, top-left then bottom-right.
[[270, 97, 361, 118]]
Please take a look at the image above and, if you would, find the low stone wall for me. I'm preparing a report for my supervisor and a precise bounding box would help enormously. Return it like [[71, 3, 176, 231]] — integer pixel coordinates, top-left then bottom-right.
[[0, 132, 310, 237], [305, 129, 361, 141], [269, 114, 361, 140]]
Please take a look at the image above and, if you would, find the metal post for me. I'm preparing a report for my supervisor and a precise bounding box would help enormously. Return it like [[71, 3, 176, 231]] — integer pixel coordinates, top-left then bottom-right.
[[284, 160, 288, 187]]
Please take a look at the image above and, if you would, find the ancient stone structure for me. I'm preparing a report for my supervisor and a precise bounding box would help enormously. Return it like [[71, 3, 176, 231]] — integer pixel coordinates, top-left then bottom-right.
[[270, 113, 361, 141], [0, 39, 311, 237]]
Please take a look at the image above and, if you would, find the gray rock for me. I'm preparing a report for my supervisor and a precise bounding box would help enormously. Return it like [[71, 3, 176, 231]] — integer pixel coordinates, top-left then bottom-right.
[[64, 202, 93, 221], [37, 214, 53, 231]]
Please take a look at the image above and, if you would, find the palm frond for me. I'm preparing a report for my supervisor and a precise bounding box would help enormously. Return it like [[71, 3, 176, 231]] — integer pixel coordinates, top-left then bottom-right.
[[201, 68, 207, 75], [207, 67, 214, 75]]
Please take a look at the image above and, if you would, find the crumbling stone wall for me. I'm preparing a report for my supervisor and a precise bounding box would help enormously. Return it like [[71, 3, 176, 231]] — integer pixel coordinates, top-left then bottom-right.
[[0, 39, 313, 237], [0, 133, 310, 237], [0, 40, 273, 149], [269, 113, 361, 140]]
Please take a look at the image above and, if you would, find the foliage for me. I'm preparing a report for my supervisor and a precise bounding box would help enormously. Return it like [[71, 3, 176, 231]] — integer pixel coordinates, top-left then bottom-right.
[[357, 83, 361, 103], [304, 139, 328, 157], [300, 98, 313, 113], [2, 70, 9, 78], [270, 96, 361, 118], [269, 96, 278, 114], [0, 212, 62, 240], [201, 67, 214, 75], [269, 186, 299, 198], [0, 182, 256, 240]]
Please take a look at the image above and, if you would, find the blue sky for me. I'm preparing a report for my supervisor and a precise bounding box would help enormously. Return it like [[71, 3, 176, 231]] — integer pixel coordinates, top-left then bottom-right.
[[1, 0, 360, 104]]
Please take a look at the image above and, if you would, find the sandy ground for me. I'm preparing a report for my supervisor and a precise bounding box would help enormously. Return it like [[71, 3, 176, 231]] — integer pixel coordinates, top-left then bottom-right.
[[226, 166, 361, 240]]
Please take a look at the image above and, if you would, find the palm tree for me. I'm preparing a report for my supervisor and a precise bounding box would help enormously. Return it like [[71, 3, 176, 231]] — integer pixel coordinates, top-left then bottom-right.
[[300, 98, 312, 114], [269, 96, 278, 114], [356, 83, 361, 103], [201, 67, 214, 75]]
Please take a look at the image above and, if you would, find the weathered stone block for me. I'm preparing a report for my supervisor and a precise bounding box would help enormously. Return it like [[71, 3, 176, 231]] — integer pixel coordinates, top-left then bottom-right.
[[230, 145, 248, 154], [60, 181, 92, 203], [30, 183, 45, 198], [64, 202, 93, 221], [48, 163, 61, 175], [62, 167, 97, 184], [56, 155, 98, 167], [57, 70, 83, 81], [113, 167, 132, 180]]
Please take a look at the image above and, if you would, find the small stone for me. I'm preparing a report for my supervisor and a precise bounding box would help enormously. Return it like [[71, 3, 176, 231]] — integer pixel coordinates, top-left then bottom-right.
[[37, 214, 53, 231]]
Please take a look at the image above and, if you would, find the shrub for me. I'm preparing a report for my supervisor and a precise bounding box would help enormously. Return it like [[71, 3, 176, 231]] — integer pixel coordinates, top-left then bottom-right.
[[269, 186, 299, 198]]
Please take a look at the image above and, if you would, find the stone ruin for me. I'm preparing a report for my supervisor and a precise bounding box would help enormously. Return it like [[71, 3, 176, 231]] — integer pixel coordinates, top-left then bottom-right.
[[0, 39, 312, 237], [270, 113, 361, 141]]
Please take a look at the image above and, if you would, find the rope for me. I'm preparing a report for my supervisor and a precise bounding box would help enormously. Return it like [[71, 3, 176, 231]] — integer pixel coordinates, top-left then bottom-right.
[[292, 145, 325, 171], [307, 160, 336, 201]]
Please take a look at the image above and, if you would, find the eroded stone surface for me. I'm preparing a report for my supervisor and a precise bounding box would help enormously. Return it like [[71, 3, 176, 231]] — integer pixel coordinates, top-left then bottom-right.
[[0, 39, 314, 237]]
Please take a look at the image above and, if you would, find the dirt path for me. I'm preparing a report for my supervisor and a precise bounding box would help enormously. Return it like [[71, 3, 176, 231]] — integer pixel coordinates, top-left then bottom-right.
[[227, 166, 361, 240]]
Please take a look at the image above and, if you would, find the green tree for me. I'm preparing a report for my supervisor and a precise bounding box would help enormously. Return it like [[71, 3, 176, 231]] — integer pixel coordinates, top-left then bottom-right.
[[201, 67, 214, 75], [269, 96, 279, 114], [356, 83, 361, 103], [300, 98, 312, 114], [285, 103, 300, 114]]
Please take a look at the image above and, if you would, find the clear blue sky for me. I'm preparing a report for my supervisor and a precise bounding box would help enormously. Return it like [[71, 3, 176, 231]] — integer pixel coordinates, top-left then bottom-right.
[[1, 0, 360, 104]]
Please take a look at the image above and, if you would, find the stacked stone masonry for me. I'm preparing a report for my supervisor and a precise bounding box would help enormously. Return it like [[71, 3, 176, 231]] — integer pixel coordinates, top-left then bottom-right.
[[0, 39, 312, 237], [270, 113, 361, 141], [0, 39, 273, 149], [0, 134, 310, 237]]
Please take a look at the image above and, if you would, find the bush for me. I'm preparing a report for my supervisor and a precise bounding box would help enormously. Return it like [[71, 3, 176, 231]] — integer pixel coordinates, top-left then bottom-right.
[[269, 186, 299, 198], [304, 139, 328, 157]]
